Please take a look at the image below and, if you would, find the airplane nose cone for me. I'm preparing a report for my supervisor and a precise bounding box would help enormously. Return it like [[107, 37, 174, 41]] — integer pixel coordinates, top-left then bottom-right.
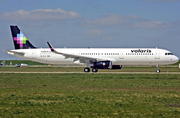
[[174, 56, 179, 63]]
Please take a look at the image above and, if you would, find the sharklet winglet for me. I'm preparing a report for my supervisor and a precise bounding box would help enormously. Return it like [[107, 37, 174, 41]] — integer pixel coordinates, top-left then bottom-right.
[[47, 42, 55, 51]]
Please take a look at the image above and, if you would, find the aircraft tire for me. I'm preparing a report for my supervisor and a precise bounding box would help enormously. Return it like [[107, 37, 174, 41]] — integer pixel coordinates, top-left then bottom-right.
[[92, 68, 98, 73], [84, 67, 90, 73], [156, 69, 160, 73]]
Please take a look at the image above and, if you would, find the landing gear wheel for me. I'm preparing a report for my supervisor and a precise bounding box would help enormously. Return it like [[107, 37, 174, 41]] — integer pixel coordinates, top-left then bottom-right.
[[84, 67, 90, 73], [156, 69, 160, 73], [92, 68, 98, 73], [156, 65, 160, 73]]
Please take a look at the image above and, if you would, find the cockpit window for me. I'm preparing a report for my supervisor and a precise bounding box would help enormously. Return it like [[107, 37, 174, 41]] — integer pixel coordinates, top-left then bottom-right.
[[165, 53, 173, 55]]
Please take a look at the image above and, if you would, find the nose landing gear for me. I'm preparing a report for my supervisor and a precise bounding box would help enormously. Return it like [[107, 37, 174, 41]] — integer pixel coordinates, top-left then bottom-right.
[[156, 65, 160, 73]]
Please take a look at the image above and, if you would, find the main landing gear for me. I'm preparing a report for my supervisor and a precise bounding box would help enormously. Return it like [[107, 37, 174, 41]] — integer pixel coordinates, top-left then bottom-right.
[[156, 65, 160, 73], [84, 67, 98, 73]]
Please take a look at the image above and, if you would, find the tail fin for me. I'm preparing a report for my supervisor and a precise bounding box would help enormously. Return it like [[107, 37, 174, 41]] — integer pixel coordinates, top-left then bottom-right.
[[10, 25, 36, 49]]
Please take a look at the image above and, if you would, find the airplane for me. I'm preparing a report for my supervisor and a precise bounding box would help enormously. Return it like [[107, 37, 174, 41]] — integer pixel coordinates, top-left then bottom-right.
[[4, 25, 179, 73]]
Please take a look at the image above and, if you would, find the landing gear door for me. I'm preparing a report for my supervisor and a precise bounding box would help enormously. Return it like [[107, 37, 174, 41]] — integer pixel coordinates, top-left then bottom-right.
[[155, 50, 160, 59], [119, 52, 124, 59]]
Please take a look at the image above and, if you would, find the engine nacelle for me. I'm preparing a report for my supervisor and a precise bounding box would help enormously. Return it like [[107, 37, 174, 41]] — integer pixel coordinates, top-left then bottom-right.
[[91, 61, 111, 69], [91, 61, 123, 69]]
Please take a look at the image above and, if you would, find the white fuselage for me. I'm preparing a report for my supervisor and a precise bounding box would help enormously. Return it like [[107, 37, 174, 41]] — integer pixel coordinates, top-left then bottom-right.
[[7, 48, 179, 66]]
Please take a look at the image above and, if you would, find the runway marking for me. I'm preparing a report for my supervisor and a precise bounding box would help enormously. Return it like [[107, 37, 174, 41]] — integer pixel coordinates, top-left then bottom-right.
[[0, 71, 180, 74]]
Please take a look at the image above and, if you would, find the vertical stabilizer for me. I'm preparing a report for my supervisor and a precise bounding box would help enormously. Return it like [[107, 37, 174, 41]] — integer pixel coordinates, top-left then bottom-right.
[[10, 25, 36, 49]]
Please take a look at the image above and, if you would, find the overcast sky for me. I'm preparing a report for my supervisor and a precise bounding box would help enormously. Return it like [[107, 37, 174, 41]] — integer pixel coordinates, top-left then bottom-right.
[[0, 0, 180, 60]]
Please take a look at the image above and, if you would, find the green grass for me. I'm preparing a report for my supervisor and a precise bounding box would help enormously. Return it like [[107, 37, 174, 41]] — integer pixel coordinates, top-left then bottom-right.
[[0, 60, 46, 65], [0, 73, 180, 117], [0, 66, 180, 72]]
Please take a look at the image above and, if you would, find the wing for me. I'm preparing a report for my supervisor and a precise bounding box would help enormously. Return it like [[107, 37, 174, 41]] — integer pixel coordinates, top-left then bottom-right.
[[47, 42, 98, 64]]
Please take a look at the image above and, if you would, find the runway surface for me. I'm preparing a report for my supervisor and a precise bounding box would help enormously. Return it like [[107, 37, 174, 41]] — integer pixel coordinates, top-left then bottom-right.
[[0, 71, 180, 74]]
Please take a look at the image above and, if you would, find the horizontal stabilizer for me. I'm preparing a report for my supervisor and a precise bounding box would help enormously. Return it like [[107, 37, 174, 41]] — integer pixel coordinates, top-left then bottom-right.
[[3, 50, 25, 54]]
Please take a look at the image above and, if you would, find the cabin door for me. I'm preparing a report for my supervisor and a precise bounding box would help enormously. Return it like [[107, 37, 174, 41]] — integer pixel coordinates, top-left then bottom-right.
[[155, 50, 160, 59], [119, 52, 124, 59]]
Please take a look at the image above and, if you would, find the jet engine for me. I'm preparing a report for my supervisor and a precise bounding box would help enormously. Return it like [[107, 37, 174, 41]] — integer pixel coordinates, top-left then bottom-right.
[[91, 61, 122, 69]]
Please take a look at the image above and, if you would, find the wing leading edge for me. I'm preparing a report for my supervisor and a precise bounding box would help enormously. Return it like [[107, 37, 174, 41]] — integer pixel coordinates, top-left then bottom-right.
[[47, 42, 100, 64]]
